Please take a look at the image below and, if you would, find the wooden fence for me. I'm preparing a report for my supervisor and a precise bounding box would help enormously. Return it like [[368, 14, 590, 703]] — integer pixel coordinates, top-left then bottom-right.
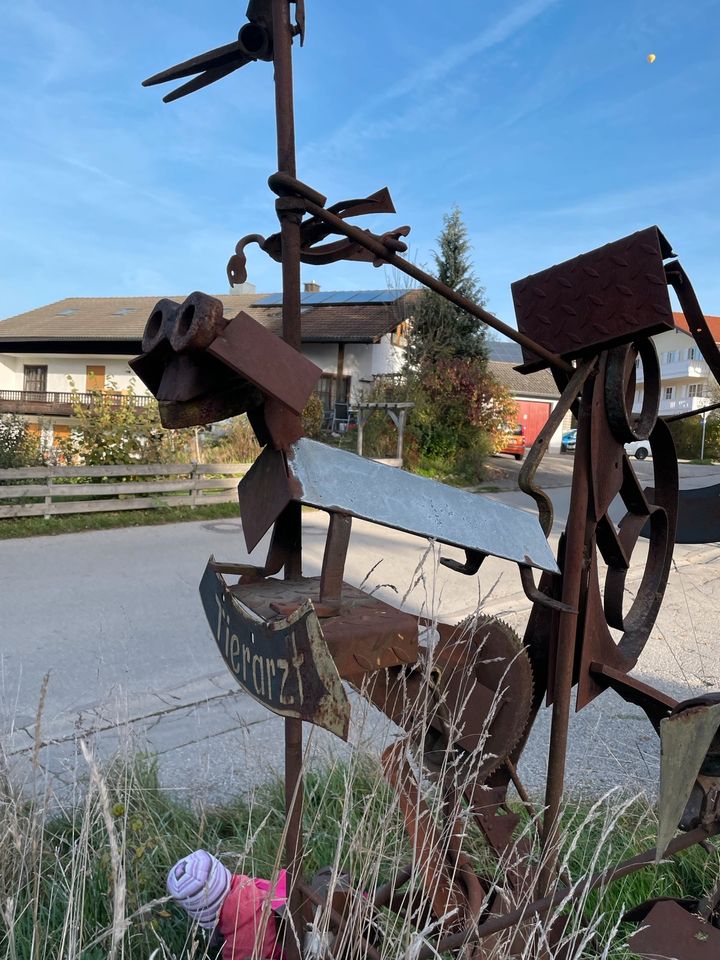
[[0, 463, 250, 520]]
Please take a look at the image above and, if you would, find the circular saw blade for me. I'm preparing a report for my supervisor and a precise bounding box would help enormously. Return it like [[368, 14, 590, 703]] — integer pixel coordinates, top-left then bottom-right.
[[420, 615, 534, 783]]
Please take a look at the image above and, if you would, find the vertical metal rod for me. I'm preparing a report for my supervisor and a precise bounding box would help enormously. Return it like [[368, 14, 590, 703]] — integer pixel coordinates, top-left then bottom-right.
[[284, 713, 304, 960], [271, 3, 304, 958], [539, 376, 593, 888]]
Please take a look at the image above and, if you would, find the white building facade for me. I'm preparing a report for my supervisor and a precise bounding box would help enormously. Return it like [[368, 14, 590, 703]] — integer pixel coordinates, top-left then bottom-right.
[[633, 314, 719, 416]]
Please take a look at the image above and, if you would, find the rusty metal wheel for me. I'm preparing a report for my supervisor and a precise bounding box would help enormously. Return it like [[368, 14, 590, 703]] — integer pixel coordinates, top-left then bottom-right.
[[419, 615, 534, 784]]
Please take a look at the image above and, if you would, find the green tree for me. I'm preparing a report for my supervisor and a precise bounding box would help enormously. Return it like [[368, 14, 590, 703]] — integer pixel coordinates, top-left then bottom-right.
[[408, 206, 487, 368]]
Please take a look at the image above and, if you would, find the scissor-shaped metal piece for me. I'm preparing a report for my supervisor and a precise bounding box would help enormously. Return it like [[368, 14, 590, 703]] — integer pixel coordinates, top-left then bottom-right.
[[142, 0, 281, 103]]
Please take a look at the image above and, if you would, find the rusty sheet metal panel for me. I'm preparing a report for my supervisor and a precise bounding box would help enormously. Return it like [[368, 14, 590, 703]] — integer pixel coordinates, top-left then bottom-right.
[[512, 226, 675, 371], [628, 899, 720, 958], [207, 310, 321, 414], [230, 576, 418, 678], [285, 438, 559, 573], [199, 558, 350, 739]]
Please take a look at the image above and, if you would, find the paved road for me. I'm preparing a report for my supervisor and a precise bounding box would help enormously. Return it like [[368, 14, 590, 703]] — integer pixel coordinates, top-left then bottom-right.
[[487, 450, 720, 493], [2, 462, 720, 806]]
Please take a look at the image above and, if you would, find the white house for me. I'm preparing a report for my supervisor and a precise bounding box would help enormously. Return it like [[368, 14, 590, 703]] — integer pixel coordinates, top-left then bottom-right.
[[0, 286, 416, 444], [633, 312, 720, 416]]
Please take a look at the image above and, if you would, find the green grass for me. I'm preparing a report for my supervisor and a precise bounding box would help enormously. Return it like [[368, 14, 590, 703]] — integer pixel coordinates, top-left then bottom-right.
[[0, 501, 241, 540], [3, 750, 718, 960]]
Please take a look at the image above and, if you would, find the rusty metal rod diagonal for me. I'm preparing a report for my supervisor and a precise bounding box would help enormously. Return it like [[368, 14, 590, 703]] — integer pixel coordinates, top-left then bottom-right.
[[664, 399, 720, 422], [415, 823, 720, 959], [286, 190, 573, 375]]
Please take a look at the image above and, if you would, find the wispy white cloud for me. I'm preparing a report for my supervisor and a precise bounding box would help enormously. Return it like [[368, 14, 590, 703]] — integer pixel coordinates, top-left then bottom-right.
[[300, 0, 562, 164], [3, 0, 98, 87], [377, 0, 563, 102], [545, 168, 720, 220]]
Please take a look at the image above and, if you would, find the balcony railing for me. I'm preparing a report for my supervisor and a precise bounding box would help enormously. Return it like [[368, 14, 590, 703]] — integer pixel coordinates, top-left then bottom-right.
[[635, 360, 709, 382], [633, 395, 709, 415], [0, 390, 154, 413]]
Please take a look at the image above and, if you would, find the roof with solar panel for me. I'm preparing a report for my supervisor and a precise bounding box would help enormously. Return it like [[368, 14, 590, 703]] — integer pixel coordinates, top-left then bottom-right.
[[0, 288, 420, 350]]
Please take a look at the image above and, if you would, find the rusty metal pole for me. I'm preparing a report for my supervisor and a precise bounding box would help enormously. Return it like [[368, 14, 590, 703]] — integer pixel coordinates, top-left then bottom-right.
[[539, 373, 594, 889], [271, 3, 304, 958]]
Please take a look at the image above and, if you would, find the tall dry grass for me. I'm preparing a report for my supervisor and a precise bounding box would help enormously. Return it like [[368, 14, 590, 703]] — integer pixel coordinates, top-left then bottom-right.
[[1, 658, 718, 959], [2, 550, 718, 959]]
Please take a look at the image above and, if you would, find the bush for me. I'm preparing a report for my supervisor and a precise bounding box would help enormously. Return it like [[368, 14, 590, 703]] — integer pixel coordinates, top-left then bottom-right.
[[408, 358, 517, 482], [60, 378, 195, 466], [0, 414, 44, 469], [205, 414, 262, 463], [669, 414, 720, 461], [301, 392, 325, 440]]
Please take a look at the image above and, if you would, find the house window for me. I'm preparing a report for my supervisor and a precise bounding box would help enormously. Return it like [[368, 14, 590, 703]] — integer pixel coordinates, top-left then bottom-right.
[[688, 347, 696, 360], [315, 374, 350, 412], [53, 424, 71, 446], [86, 365, 106, 392], [23, 365, 47, 393], [664, 387, 674, 400], [688, 383, 706, 397]]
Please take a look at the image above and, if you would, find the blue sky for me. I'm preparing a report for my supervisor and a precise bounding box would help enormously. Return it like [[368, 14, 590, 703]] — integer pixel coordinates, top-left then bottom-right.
[[1, 0, 719, 332]]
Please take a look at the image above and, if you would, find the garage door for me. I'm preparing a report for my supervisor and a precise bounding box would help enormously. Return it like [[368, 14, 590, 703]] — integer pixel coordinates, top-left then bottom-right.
[[517, 400, 552, 445]]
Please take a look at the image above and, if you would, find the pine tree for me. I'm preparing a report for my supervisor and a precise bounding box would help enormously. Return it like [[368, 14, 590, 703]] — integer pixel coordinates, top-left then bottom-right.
[[408, 207, 487, 367]]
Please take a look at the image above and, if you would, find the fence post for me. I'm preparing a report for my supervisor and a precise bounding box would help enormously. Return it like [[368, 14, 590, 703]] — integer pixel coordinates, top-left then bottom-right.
[[190, 462, 199, 508], [44, 467, 54, 520]]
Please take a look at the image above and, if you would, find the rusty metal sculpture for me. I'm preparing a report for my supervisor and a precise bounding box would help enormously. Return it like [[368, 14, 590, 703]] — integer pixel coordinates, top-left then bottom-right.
[[137, 4, 720, 957]]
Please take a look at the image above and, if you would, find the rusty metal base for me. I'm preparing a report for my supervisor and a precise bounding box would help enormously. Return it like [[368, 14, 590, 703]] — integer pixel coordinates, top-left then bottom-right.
[[229, 577, 418, 678]]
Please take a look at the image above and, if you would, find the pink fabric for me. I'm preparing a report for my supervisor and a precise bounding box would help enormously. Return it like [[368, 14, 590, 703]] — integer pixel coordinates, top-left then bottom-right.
[[252, 871, 287, 911], [218, 871, 287, 960]]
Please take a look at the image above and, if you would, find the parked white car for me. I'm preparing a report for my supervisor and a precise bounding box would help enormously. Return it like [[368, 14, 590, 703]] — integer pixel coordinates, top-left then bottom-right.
[[624, 439, 650, 460]]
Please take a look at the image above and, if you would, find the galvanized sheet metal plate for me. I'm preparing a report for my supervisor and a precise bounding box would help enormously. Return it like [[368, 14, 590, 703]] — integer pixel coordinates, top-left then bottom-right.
[[287, 438, 559, 573]]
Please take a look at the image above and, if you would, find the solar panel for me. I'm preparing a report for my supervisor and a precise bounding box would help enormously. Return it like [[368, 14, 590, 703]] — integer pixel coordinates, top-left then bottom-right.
[[253, 293, 283, 305], [253, 290, 408, 307], [488, 340, 523, 363]]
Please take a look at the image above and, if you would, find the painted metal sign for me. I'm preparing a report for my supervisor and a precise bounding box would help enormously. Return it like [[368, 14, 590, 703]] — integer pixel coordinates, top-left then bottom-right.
[[199, 557, 350, 739]]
